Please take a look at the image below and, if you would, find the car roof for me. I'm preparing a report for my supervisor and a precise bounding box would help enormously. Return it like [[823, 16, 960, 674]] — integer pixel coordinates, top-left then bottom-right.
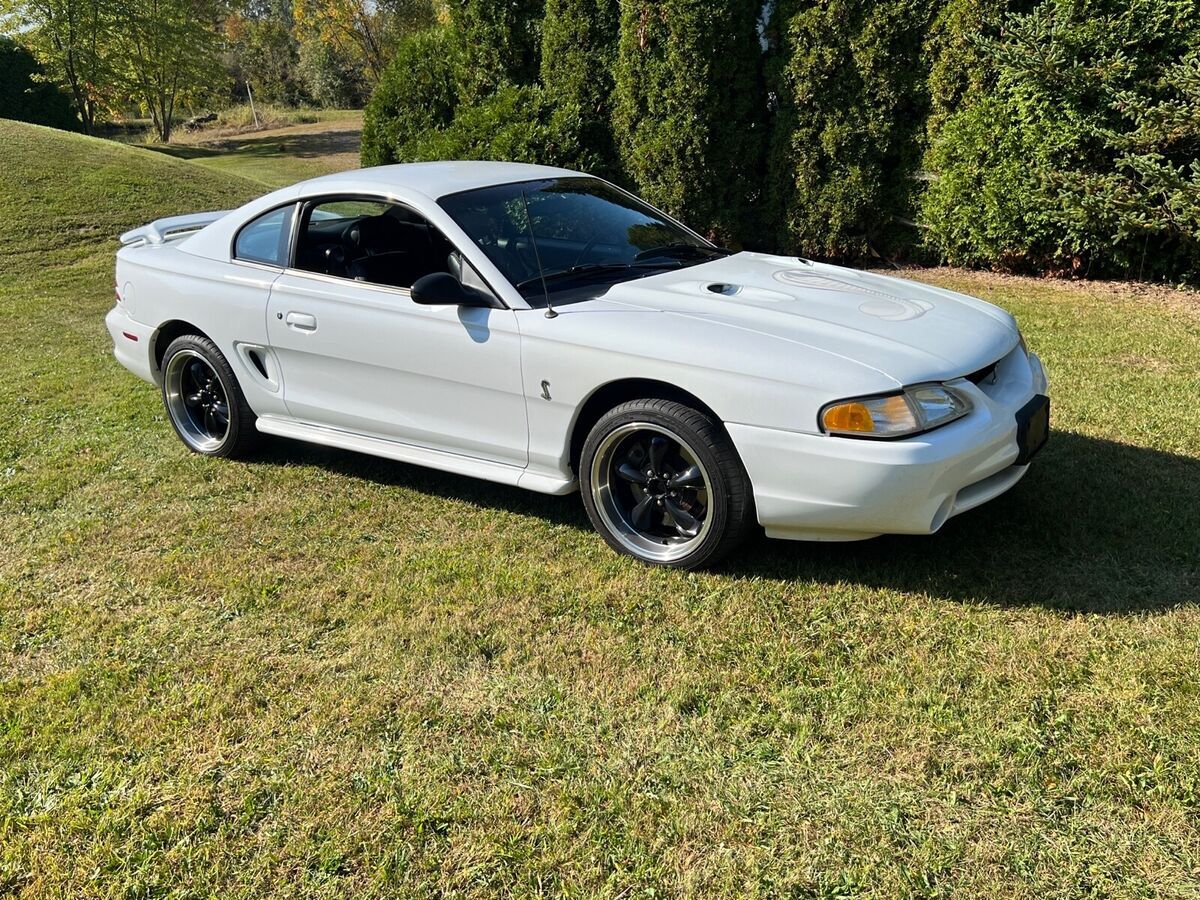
[[295, 161, 588, 201]]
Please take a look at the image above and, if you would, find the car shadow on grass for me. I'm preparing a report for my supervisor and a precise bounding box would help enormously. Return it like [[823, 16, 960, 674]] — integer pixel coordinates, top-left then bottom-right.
[[734, 431, 1200, 612], [256, 431, 1198, 613]]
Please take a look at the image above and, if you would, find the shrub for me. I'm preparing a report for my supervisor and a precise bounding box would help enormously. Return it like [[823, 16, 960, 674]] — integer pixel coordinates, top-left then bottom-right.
[[765, 0, 942, 260], [443, 0, 546, 103], [398, 83, 597, 171], [540, 0, 619, 179], [611, 1, 767, 246], [360, 28, 457, 166], [921, 0, 1200, 280], [299, 42, 367, 109], [0, 37, 79, 131]]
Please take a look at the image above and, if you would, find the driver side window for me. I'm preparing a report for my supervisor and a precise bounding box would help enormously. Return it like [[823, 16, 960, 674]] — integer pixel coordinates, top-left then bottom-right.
[[293, 197, 471, 292]]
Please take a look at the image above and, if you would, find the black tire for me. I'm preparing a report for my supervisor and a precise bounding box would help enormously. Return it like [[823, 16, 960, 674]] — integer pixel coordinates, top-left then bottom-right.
[[160, 334, 262, 459], [579, 398, 754, 569]]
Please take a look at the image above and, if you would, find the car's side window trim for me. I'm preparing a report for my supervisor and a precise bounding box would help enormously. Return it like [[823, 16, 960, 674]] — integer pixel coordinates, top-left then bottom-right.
[[287, 192, 508, 308], [231, 201, 299, 268]]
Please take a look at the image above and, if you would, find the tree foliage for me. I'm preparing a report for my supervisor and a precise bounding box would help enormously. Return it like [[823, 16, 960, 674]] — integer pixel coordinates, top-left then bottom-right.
[[118, 0, 225, 141], [297, 40, 365, 108], [0, 35, 79, 129], [921, 0, 1200, 279], [225, 10, 306, 106], [0, 0, 116, 132], [539, 0, 619, 178], [611, 0, 767, 245], [360, 27, 457, 166], [292, 0, 435, 84], [400, 83, 596, 170], [442, 0, 545, 103], [765, 0, 943, 260]]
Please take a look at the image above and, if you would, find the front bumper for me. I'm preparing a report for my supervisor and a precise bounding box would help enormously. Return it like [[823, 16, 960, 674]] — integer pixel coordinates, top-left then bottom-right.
[[729, 349, 1049, 541]]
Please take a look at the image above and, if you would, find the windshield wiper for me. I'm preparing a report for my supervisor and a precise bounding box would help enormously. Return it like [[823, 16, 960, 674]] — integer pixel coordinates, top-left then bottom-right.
[[515, 261, 677, 292], [633, 243, 732, 262]]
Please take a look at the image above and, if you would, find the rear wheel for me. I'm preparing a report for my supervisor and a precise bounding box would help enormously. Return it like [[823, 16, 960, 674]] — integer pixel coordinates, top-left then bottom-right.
[[580, 399, 754, 569], [161, 334, 261, 458]]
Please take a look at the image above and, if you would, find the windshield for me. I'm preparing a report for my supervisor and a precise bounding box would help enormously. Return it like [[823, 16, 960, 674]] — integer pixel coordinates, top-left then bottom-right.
[[438, 177, 727, 307]]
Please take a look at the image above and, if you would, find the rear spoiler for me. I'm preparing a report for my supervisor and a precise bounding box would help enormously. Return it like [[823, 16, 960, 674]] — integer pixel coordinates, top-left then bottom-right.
[[119, 210, 230, 247]]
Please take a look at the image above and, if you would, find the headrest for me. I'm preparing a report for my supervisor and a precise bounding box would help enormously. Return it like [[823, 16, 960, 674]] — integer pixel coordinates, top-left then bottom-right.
[[347, 215, 405, 251]]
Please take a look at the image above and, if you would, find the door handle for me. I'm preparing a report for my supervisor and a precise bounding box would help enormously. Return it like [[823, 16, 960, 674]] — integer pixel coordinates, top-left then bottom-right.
[[285, 311, 317, 332]]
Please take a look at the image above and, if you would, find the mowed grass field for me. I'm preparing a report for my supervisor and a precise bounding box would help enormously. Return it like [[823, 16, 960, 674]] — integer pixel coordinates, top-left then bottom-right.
[[144, 110, 364, 188], [1, 118, 1199, 898]]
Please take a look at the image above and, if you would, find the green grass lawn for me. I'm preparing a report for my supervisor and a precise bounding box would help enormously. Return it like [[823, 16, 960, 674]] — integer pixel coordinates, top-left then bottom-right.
[[143, 111, 364, 188], [1, 119, 1199, 898]]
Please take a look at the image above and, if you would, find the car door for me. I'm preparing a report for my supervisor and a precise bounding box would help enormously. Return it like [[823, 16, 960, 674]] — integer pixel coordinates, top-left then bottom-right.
[[265, 196, 528, 468]]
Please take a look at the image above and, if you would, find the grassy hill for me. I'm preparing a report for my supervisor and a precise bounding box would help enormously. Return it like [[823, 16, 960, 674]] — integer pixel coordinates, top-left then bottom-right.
[[1, 119, 1199, 897], [0, 120, 263, 268]]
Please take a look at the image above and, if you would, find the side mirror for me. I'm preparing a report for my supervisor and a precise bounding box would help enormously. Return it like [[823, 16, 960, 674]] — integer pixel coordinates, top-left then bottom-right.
[[411, 272, 495, 308]]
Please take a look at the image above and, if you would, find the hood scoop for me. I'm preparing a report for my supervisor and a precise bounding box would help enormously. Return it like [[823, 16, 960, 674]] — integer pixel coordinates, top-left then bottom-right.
[[705, 282, 741, 296]]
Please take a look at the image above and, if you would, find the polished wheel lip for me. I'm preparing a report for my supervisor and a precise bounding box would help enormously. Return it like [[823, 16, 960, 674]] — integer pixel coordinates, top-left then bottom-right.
[[590, 421, 713, 563], [164, 349, 230, 452]]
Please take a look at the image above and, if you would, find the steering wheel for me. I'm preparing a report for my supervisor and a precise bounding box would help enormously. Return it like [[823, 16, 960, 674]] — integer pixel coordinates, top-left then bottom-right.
[[505, 238, 541, 283]]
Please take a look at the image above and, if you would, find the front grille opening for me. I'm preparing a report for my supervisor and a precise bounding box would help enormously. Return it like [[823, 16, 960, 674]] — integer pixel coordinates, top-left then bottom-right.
[[966, 361, 998, 385]]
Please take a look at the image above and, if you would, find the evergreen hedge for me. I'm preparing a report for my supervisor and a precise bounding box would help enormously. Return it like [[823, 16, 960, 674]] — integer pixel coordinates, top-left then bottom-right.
[[921, 0, 1200, 279], [443, 0, 546, 103], [360, 29, 457, 167], [765, 0, 942, 260], [360, 0, 1200, 282], [540, 0, 620, 179], [611, 1, 767, 246], [400, 84, 596, 170]]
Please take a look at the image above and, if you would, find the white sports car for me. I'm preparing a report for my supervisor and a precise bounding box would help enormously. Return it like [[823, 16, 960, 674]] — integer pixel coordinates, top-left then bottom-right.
[[108, 162, 1049, 568]]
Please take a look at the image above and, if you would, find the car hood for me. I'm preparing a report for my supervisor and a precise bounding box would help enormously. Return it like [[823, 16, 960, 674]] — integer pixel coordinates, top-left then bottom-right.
[[594, 252, 1019, 387]]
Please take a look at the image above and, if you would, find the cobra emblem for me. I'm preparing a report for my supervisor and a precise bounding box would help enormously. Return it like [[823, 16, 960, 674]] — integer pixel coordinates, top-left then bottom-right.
[[772, 268, 934, 321]]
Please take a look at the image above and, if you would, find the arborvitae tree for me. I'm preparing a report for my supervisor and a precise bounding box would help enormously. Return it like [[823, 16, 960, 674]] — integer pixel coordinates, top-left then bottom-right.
[[443, 0, 545, 103], [360, 27, 457, 165], [924, 0, 1020, 135], [0, 36, 79, 130], [398, 83, 598, 171], [766, 0, 944, 261], [611, 1, 767, 246], [539, 0, 619, 178]]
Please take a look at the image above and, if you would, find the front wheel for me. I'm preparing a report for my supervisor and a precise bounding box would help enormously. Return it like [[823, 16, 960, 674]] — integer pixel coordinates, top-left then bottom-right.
[[580, 399, 754, 569]]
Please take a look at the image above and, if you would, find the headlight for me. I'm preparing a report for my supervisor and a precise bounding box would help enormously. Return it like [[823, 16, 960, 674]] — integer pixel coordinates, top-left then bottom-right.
[[820, 384, 972, 438]]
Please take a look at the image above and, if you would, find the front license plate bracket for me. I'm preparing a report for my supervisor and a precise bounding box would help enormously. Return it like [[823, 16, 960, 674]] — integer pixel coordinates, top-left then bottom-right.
[[1014, 394, 1050, 465]]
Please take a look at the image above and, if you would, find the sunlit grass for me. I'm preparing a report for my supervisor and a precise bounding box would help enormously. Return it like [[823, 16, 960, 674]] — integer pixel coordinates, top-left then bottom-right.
[[1, 118, 1199, 897]]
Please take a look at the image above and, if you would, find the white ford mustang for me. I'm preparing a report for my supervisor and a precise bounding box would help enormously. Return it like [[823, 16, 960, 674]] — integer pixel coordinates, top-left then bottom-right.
[[108, 162, 1049, 568]]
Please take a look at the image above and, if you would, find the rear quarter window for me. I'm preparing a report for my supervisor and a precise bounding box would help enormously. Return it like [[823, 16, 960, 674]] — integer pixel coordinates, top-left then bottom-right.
[[234, 205, 294, 266]]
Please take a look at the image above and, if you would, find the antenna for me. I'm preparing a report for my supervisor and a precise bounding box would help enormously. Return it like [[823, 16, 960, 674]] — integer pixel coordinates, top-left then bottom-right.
[[520, 190, 557, 319]]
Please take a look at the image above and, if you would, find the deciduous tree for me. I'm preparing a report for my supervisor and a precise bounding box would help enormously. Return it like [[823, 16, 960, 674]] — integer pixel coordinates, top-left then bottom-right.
[[0, 0, 116, 132], [117, 0, 225, 141]]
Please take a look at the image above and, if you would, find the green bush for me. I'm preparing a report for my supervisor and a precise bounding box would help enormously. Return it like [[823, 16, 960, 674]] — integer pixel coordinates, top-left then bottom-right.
[[360, 29, 457, 166], [443, 0, 546, 103], [299, 42, 366, 110], [924, 0, 1025, 134], [611, 1, 766, 246], [0, 37, 78, 131], [540, 0, 619, 179], [921, 96, 1055, 268], [765, 0, 942, 260], [398, 83, 597, 171], [921, 0, 1200, 279]]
